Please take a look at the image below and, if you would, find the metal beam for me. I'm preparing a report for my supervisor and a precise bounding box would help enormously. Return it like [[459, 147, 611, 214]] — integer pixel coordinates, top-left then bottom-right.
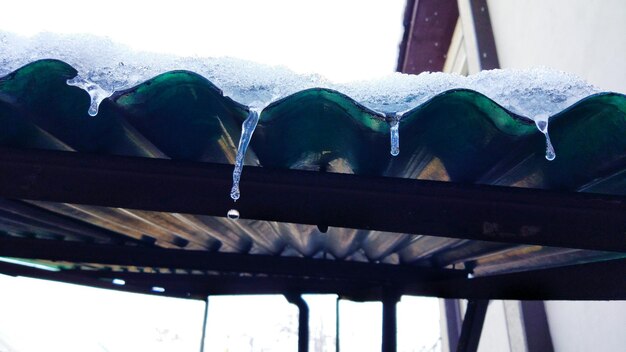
[[0, 260, 196, 299], [0, 236, 463, 283], [286, 294, 309, 352], [456, 300, 488, 352], [408, 258, 626, 300], [2, 245, 625, 300], [0, 198, 135, 244], [1, 148, 626, 253]]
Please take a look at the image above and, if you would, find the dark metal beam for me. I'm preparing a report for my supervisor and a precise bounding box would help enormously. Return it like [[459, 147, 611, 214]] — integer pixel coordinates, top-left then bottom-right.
[[456, 300, 488, 352], [0, 260, 376, 300], [0, 198, 134, 244], [2, 249, 626, 300], [0, 260, 198, 299], [409, 258, 626, 300], [286, 294, 309, 352], [1, 148, 626, 253], [0, 236, 464, 284], [75, 256, 626, 300]]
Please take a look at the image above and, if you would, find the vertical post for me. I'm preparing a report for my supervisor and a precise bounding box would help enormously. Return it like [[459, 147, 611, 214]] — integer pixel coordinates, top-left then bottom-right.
[[456, 300, 489, 352], [200, 296, 209, 352], [336, 297, 340, 352], [382, 291, 399, 352], [457, 0, 500, 74], [521, 301, 554, 352], [286, 293, 309, 352], [444, 299, 463, 352]]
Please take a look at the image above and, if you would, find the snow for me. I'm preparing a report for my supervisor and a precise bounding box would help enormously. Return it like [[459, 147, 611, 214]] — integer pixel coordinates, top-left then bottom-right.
[[0, 31, 601, 118]]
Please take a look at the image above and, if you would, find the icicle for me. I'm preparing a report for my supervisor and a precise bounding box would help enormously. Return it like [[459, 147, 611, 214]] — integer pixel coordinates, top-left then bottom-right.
[[389, 114, 400, 156], [66, 75, 113, 116], [230, 109, 260, 201], [534, 114, 556, 161]]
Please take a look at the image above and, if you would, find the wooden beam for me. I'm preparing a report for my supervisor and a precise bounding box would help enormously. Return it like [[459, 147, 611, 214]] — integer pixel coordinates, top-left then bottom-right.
[[398, 0, 459, 73]]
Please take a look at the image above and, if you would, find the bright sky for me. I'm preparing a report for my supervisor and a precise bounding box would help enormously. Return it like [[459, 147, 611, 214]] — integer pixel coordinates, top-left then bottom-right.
[[0, 0, 406, 82], [0, 275, 442, 351]]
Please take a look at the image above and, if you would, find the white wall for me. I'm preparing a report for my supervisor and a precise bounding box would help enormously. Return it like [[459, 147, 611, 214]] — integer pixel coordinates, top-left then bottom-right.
[[485, 2, 626, 350], [477, 301, 512, 352], [545, 301, 626, 352], [487, 0, 626, 93]]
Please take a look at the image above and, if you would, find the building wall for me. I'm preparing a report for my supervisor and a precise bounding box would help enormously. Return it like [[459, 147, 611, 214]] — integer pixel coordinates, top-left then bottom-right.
[[477, 301, 512, 352], [544, 301, 626, 352], [482, 1, 626, 350], [486, 0, 626, 93]]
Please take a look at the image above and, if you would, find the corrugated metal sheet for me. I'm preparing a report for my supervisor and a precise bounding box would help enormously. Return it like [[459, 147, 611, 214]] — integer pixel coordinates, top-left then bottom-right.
[[1, 59, 625, 284]]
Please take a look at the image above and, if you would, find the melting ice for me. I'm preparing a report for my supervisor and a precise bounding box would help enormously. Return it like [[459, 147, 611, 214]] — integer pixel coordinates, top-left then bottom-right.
[[534, 114, 556, 161], [389, 116, 400, 156], [1, 31, 608, 199], [230, 109, 260, 201], [66, 75, 112, 116], [0, 31, 602, 119]]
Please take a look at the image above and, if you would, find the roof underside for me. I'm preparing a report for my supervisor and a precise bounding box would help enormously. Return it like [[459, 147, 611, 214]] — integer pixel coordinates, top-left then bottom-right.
[[0, 60, 625, 300]]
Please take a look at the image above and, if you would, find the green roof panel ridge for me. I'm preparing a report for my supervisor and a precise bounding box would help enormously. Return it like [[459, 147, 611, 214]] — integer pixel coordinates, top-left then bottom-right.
[[480, 93, 626, 192], [254, 88, 390, 175], [111, 70, 250, 163], [0, 59, 156, 157]]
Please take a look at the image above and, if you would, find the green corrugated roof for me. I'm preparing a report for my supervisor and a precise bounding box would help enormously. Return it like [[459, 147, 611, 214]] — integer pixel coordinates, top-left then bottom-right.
[[1, 59, 625, 282]]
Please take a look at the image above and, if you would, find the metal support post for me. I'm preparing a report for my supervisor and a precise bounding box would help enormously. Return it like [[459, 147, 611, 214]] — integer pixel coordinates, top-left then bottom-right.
[[200, 296, 209, 352], [456, 300, 489, 352], [336, 297, 340, 352], [286, 293, 309, 352], [444, 299, 463, 352], [382, 290, 400, 352]]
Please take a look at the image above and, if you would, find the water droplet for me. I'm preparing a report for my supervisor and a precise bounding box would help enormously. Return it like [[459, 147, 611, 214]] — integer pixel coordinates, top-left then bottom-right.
[[534, 114, 556, 161], [152, 286, 165, 293], [231, 110, 260, 201], [389, 116, 400, 156], [227, 209, 240, 220], [66, 75, 113, 116]]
